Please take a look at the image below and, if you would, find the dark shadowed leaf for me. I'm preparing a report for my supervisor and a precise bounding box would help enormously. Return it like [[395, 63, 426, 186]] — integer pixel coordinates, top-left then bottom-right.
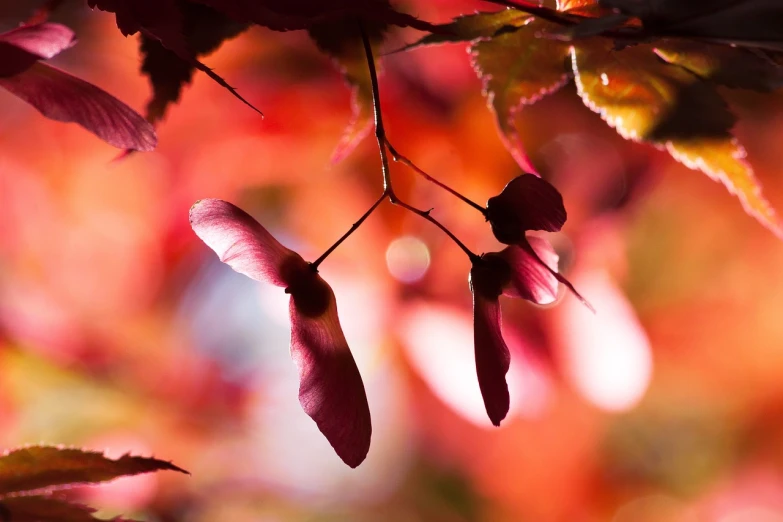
[[191, 0, 436, 32], [469, 262, 510, 427], [0, 496, 133, 522], [401, 9, 531, 49], [289, 275, 372, 468], [0, 446, 186, 495], [308, 20, 384, 163], [555, 13, 632, 40], [599, 0, 728, 23], [0, 62, 157, 151], [87, 0, 183, 40], [89, 0, 261, 117], [654, 40, 783, 92], [140, 1, 249, 124], [189, 199, 310, 288], [471, 20, 571, 169], [571, 41, 782, 236], [602, 0, 783, 51]]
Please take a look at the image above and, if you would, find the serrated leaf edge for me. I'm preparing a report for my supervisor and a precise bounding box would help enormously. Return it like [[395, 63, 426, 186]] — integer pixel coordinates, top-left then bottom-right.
[[570, 46, 783, 238]]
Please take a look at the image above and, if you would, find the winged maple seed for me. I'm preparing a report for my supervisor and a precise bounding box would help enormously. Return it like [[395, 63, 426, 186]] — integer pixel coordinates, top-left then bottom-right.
[[470, 174, 589, 425], [189, 199, 372, 468], [0, 23, 156, 151], [486, 174, 591, 307], [0, 446, 186, 522]]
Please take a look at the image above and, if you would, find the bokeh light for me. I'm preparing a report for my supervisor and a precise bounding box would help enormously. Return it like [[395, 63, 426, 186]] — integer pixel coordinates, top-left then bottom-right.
[[385, 236, 431, 283]]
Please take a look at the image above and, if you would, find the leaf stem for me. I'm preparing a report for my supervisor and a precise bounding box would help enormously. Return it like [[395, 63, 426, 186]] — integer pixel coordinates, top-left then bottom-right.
[[394, 199, 480, 262], [359, 20, 479, 263], [385, 140, 487, 214], [311, 191, 387, 270]]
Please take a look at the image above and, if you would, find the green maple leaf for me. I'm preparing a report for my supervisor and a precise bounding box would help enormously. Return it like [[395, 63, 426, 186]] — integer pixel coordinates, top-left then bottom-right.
[[572, 40, 782, 236]]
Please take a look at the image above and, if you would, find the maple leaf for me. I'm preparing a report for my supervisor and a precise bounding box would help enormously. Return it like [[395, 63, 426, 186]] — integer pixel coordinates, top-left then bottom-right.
[[571, 40, 782, 236], [601, 0, 783, 51], [191, 0, 435, 32], [0, 446, 185, 522], [0, 446, 187, 494], [470, 19, 571, 170], [91, 0, 439, 135], [139, 1, 249, 124], [552, 0, 636, 40], [0, 23, 156, 151], [400, 9, 532, 49], [88, 0, 261, 117], [654, 40, 783, 92]]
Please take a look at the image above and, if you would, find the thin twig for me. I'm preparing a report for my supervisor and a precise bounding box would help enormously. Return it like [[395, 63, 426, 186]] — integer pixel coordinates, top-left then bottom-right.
[[359, 23, 395, 199], [386, 140, 487, 214], [359, 20, 479, 262], [311, 192, 387, 269], [395, 200, 480, 262]]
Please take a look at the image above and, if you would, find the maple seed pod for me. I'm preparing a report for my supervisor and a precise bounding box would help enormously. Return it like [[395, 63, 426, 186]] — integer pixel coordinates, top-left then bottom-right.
[[485, 174, 567, 245], [470, 254, 511, 299], [286, 271, 333, 318], [0, 23, 156, 151], [190, 199, 372, 468], [469, 259, 512, 427], [468, 236, 585, 427]]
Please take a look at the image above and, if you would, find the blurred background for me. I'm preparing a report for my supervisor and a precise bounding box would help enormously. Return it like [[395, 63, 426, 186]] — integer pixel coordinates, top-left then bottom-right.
[[3, 1, 783, 521]]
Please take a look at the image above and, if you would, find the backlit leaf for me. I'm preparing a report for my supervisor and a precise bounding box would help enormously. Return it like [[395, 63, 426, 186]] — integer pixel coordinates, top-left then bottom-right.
[[471, 19, 571, 170], [654, 40, 783, 92], [572, 40, 781, 236], [0, 446, 187, 495], [402, 9, 531, 49]]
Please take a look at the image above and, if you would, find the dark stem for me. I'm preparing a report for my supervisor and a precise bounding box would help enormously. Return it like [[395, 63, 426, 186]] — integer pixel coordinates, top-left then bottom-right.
[[386, 140, 487, 215], [395, 200, 480, 262], [359, 23, 395, 198], [311, 191, 387, 270], [359, 20, 480, 263]]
